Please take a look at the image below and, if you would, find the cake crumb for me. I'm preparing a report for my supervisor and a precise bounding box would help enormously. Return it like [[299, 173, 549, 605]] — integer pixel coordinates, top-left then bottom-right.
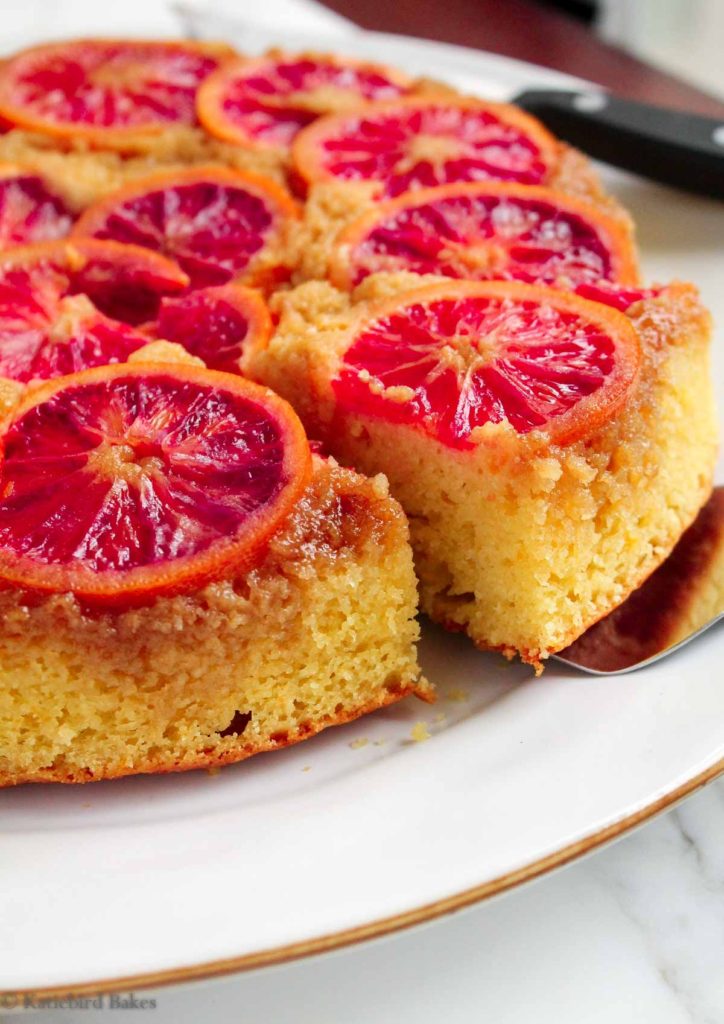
[[433, 712, 446, 724], [349, 738, 368, 750], [533, 457, 563, 483], [356, 370, 414, 403], [373, 738, 387, 747], [371, 473, 390, 498], [129, 339, 203, 367], [446, 688, 469, 703], [411, 721, 431, 743], [302, 765, 311, 772], [206, 766, 221, 777]]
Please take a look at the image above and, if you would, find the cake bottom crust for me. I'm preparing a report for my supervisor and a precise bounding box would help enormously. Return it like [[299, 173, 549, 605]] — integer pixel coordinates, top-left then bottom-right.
[[0, 680, 426, 787]]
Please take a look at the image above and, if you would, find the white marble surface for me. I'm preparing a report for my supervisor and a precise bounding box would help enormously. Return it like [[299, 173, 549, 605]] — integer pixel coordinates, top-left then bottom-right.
[[0, 2, 722, 1022]]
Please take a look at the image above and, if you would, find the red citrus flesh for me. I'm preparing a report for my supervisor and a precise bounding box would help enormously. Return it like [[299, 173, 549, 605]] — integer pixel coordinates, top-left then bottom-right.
[[333, 183, 639, 289], [0, 165, 74, 248], [198, 53, 412, 149], [146, 284, 272, 375], [0, 239, 188, 383], [73, 166, 298, 289], [0, 39, 231, 143], [0, 364, 311, 604], [574, 281, 658, 311], [333, 281, 641, 449], [293, 98, 558, 198]]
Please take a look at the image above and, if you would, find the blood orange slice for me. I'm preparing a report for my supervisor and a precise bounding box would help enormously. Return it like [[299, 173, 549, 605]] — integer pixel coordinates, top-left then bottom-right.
[[0, 364, 311, 604], [331, 183, 639, 290], [145, 285, 272, 375], [198, 53, 412, 150], [293, 97, 558, 198], [0, 164, 74, 248], [73, 166, 298, 289], [333, 281, 641, 449], [0, 239, 188, 382], [0, 39, 232, 144]]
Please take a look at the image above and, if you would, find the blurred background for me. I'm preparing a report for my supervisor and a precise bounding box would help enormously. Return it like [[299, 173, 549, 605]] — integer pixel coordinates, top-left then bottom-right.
[[4, 0, 724, 110], [549, 0, 724, 100], [311, 0, 724, 113]]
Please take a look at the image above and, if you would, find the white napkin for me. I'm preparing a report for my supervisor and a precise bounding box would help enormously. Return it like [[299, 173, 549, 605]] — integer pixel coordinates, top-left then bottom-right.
[[177, 0, 352, 36]]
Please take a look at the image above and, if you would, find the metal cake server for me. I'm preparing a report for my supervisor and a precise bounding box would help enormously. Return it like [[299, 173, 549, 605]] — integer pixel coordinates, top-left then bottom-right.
[[553, 613, 723, 676], [553, 488, 724, 675]]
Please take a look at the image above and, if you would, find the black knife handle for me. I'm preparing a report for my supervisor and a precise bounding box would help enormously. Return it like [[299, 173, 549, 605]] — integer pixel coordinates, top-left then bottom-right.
[[514, 89, 724, 199]]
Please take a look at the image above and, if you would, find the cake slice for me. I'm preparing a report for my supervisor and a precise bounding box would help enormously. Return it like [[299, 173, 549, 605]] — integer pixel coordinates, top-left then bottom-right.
[[0, 362, 426, 785], [245, 278, 718, 667]]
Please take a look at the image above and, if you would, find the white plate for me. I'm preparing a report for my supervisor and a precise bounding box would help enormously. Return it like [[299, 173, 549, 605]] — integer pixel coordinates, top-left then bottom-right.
[[1, 23, 723, 997]]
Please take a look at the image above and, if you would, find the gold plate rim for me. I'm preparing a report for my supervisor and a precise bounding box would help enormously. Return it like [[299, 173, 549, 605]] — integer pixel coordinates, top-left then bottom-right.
[[4, 754, 723, 1001]]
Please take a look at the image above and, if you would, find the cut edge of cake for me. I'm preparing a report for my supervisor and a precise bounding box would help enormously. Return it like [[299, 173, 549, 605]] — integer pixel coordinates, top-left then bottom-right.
[[244, 278, 719, 669], [0, 456, 430, 786]]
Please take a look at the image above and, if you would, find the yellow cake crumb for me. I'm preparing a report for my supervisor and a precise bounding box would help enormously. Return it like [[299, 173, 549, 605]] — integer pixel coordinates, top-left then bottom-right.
[[128, 340, 204, 367], [446, 688, 470, 703], [0, 378, 23, 422], [411, 722, 431, 742], [0, 129, 287, 211]]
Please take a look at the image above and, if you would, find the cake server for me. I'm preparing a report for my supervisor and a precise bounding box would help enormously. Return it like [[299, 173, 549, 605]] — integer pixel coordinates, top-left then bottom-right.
[[553, 487, 724, 675], [513, 89, 724, 199], [553, 612, 723, 676]]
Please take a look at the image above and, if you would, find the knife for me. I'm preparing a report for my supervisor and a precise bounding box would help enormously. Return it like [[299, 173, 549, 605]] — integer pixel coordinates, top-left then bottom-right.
[[513, 89, 724, 199]]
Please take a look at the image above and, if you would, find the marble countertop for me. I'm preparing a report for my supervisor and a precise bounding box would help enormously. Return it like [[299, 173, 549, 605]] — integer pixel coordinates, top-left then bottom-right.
[[0, 2, 722, 1021]]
